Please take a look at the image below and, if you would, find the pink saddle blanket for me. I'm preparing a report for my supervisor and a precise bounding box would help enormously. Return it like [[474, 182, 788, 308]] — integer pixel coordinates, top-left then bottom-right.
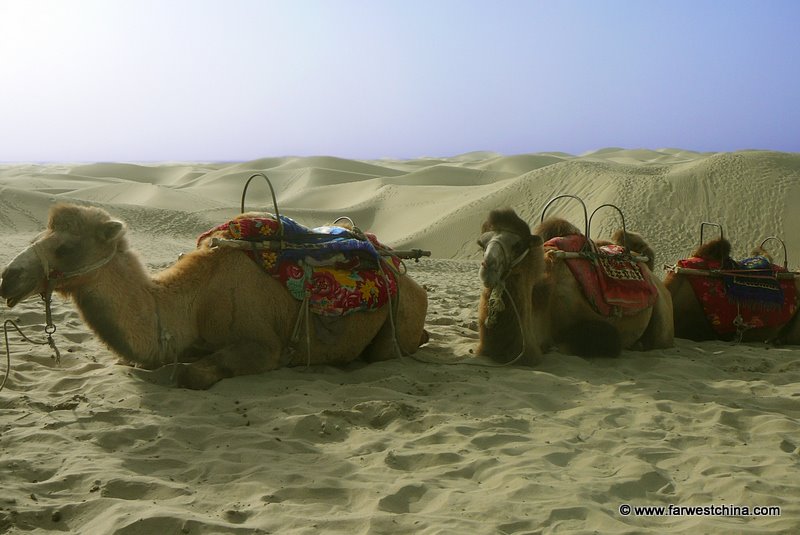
[[544, 235, 658, 316]]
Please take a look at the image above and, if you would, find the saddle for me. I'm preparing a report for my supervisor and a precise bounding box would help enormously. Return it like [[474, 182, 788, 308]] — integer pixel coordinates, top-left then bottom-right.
[[676, 255, 797, 335], [197, 214, 400, 316], [544, 234, 658, 317]]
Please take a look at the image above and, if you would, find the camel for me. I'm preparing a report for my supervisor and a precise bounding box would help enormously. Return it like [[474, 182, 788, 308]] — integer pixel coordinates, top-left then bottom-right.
[[0, 204, 428, 389], [665, 238, 800, 343], [476, 208, 673, 364]]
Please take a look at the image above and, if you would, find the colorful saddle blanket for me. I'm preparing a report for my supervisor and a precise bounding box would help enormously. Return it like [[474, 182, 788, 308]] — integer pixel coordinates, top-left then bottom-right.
[[544, 235, 658, 317], [197, 215, 400, 317], [677, 256, 797, 334]]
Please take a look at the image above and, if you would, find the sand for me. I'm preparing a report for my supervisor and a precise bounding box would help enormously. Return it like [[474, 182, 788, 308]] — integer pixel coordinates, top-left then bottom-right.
[[1, 149, 799, 534]]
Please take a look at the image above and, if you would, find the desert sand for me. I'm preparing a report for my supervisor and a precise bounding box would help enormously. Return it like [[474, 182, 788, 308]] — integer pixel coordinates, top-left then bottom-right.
[[1, 149, 799, 534]]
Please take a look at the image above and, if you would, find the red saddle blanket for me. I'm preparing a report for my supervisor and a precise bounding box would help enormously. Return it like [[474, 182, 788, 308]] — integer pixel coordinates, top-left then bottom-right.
[[544, 235, 658, 317], [676, 256, 798, 334], [198, 215, 400, 317]]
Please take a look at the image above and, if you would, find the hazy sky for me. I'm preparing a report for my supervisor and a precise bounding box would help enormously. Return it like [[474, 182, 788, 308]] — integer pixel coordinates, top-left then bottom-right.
[[1, 0, 798, 161]]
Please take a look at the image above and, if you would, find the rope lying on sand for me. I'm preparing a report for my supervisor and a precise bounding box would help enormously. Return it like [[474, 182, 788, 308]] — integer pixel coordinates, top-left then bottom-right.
[[2, 292, 62, 395]]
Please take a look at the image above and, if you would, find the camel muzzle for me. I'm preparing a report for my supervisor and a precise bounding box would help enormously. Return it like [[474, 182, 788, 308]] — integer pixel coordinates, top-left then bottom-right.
[[1, 267, 29, 308], [1, 254, 44, 309]]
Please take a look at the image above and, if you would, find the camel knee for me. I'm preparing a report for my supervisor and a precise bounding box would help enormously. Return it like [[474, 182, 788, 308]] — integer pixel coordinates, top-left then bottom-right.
[[174, 341, 281, 389]]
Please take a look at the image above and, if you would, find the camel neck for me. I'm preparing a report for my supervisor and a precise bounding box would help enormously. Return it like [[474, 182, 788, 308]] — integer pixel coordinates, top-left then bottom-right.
[[64, 249, 187, 369], [478, 257, 537, 360]]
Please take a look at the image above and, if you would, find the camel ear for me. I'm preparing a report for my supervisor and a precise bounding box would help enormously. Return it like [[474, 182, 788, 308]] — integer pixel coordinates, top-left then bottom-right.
[[530, 235, 543, 248], [99, 220, 126, 242]]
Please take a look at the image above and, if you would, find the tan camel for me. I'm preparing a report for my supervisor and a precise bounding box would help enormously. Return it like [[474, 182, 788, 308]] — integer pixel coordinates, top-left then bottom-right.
[[476, 209, 673, 364], [665, 238, 800, 343], [0, 204, 428, 389]]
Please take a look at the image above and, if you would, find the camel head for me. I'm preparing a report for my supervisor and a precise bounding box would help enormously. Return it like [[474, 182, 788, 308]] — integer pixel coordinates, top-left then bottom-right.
[[0, 204, 127, 308], [478, 208, 543, 289]]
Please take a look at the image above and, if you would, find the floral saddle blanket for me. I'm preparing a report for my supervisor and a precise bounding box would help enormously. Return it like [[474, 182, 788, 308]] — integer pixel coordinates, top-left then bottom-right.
[[544, 234, 658, 317], [197, 214, 400, 317], [676, 255, 797, 334]]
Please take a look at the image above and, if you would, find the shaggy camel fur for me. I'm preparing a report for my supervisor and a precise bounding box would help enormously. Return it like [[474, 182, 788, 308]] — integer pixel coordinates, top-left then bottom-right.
[[0, 204, 428, 389], [477, 209, 673, 364], [665, 238, 800, 343]]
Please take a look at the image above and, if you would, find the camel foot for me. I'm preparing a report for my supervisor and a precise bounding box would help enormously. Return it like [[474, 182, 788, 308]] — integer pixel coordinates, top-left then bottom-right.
[[173, 362, 222, 390], [127, 363, 220, 389], [127, 365, 177, 386], [420, 329, 430, 346]]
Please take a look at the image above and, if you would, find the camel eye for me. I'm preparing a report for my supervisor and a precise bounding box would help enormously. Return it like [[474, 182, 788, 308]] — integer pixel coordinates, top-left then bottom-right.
[[55, 243, 78, 258], [477, 232, 493, 249]]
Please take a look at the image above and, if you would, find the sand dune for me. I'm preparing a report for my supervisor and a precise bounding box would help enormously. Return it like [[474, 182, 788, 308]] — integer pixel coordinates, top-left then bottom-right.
[[1, 149, 799, 533]]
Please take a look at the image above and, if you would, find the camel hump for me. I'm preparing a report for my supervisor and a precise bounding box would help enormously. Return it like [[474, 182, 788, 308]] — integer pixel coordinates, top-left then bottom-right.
[[692, 238, 732, 262], [558, 320, 622, 358], [749, 246, 774, 264], [612, 229, 655, 271], [533, 217, 582, 242]]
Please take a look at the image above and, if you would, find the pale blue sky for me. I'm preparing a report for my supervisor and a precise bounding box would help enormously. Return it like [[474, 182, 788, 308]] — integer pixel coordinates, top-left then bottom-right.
[[1, 0, 798, 161]]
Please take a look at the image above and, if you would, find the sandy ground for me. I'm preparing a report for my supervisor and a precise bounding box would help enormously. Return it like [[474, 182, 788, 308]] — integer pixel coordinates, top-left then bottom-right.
[[1, 149, 799, 534]]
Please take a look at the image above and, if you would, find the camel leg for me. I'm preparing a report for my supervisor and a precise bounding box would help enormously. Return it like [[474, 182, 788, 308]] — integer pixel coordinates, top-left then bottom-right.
[[392, 277, 428, 355], [173, 340, 282, 389], [362, 276, 428, 362], [773, 308, 800, 344], [361, 315, 401, 362], [638, 283, 675, 350]]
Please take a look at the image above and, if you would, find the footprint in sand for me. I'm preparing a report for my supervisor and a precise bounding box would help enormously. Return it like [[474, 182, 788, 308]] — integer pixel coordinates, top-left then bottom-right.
[[384, 450, 463, 471], [542, 451, 579, 468], [497, 519, 534, 533], [100, 478, 192, 500], [377, 483, 427, 514], [779, 438, 798, 453], [603, 470, 675, 501]]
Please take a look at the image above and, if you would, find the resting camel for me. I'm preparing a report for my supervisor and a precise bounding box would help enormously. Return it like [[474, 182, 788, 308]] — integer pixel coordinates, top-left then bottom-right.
[[665, 238, 800, 343], [0, 204, 428, 389], [476, 208, 673, 364]]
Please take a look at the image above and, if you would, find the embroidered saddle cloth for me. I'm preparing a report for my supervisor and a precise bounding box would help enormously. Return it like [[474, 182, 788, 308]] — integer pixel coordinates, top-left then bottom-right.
[[198, 214, 400, 316], [677, 256, 797, 334], [544, 234, 658, 317]]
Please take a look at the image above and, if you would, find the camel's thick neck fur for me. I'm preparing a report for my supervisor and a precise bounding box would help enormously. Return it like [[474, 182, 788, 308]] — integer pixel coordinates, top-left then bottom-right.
[[477, 253, 540, 362], [61, 248, 202, 369]]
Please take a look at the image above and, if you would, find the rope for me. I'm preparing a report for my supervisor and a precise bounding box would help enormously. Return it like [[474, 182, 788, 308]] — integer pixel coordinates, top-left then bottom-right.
[[665, 264, 799, 280], [408, 285, 529, 368], [304, 293, 312, 366], [411, 230, 535, 368], [733, 303, 755, 344], [487, 285, 529, 367], [484, 282, 506, 328], [288, 261, 314, 366], [1, 313, 62, 394], [377, 260, 402, 358], [1, 240, 106, 394], [1, 320, 16, 393], [467, 238, 532, 367]]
